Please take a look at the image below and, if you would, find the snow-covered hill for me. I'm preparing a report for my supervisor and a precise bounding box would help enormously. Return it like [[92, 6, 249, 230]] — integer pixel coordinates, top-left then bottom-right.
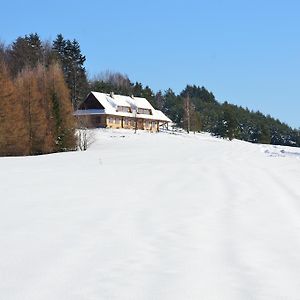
[[1, 129, 300, 300]]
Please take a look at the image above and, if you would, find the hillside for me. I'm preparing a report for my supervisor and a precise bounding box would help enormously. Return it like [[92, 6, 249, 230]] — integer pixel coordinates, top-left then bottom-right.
[[2, 33, 299, 153], [1, 129, 300, 299]]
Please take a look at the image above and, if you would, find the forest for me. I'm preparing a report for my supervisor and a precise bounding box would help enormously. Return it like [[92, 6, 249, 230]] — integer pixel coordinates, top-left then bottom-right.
[[0, 33, 299, 156], [91, 70, 300, 147]]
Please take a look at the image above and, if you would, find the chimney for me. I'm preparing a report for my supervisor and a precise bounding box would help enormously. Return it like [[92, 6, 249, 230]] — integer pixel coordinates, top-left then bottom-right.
[[110, 92, 114, 98], [130, 94, 134, 99]]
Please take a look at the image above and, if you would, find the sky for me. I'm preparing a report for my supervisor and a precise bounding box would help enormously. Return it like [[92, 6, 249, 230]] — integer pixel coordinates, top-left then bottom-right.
[[1, 0, 300, 128]]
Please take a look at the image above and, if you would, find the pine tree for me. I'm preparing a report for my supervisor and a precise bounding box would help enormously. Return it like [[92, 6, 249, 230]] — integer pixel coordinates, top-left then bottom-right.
[[52, 35, 88, 109], [52, 34, 66, 63], [258, 124, 271, 144], [223, 103, 239, 140], [8, 33, 43, 76], [190, 110, 201, 133], [155, 91, 165, 110], [132, 82, 143, 96], [141, 85, 156, 107]]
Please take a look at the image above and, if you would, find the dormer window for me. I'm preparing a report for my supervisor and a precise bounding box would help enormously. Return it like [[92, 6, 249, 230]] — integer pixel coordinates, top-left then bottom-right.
[[137, 108, 152, 115], [117, 106, 131, 113]]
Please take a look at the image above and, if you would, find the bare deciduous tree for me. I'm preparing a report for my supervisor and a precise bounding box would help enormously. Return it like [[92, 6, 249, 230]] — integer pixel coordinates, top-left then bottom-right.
[[183, 95, 191, 133], [76, 115, 95, 151], [183, 95, 201, 134]]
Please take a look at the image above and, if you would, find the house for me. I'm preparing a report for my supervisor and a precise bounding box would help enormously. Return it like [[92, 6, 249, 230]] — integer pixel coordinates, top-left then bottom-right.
[[74, 92, 172, 132]]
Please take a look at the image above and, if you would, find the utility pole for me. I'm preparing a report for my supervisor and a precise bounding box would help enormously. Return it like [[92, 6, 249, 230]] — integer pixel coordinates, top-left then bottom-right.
[[132, 108, 137, 134]]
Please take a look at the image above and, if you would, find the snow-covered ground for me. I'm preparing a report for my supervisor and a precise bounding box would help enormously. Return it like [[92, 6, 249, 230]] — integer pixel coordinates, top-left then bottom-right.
[[1, 129, 300, 300]]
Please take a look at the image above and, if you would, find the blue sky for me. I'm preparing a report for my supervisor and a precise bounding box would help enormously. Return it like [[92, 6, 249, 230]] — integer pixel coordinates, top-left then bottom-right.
[[1, 0, 300, 128]]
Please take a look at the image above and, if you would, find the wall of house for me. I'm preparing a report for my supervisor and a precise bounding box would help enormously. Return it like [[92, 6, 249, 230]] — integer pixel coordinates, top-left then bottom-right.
[[143, 119, 159, 132], [105, 115, 159, 132], [77, 114, 161, 131], [76, 115, 106, 128], [106, 116, 123, 129]]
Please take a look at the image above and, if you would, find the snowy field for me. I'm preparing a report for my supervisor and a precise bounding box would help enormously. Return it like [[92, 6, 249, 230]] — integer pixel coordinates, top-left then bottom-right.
[[1, 129, 300, 300]]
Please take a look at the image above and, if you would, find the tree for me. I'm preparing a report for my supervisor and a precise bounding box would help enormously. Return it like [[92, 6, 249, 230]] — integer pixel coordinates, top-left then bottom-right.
[[155, 90, 165, 110], [223, 103, 239, 140], [90, 71, 133, 96], [53, 34, 88, 109], [76, 114, 95, 151], [15, 66, 52, 154], [103, 71, 131, 93], [0, 62, 30, 156], [183, 95, 191, 133], [0, 42, 5, 63], [1, 34, 79, 156], [7, 33, 43, 76], [131, 82, 142, 96], [258, 124, 271, 144], [163, 89, 183, 126], [13, 62, 76, 155], [47, 63, 77, 151], [190, 110, 201, 133], [141, 85, 156, 107]]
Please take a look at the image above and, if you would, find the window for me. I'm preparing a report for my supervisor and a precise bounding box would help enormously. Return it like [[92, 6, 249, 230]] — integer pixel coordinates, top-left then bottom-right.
[[137, 108, 151, 115], [108, 117, 114, 124], [117, 106, 131, 113]]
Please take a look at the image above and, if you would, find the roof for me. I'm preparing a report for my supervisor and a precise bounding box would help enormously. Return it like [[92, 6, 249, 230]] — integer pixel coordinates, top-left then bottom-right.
[[75, 92, 172, 123]]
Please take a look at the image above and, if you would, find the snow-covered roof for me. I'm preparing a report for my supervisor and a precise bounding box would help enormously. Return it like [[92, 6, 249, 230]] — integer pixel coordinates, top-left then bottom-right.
[[75, 92, 172, 123]]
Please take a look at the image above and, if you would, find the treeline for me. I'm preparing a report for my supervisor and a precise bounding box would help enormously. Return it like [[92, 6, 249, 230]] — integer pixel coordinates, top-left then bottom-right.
[[0, 33, 84, 156], [1, 33, 299, 156], [0, 33, 88, 108], [90, 73, 300, 147], [0, 61, 76, 156]]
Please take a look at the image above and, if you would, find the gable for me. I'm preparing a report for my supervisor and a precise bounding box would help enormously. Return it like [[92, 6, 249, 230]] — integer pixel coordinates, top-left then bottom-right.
[[79, 93, 104, 110]]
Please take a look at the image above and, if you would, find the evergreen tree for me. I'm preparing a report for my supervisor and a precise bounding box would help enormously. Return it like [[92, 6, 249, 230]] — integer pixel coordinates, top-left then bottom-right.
[[222, 103, 239, 140], [52, 34, 66, 64], [141, 85, 156, 107], [7, 33, 43, 76], [258, 124, 271, 144], [0, 42, 5, 62], [163, 89, 184, 126], [132, 82, 143, 96], [190, 110, 202, 133], [53, 34, 88, 109], [155, 90, 165, 110]]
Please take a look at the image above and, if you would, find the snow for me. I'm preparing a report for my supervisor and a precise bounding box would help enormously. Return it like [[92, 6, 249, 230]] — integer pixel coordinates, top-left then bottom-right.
[[1, 129, 300, 300]]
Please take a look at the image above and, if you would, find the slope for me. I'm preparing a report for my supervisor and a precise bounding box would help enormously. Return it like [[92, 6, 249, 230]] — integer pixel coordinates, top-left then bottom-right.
[[0, 129, 300, 299]]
